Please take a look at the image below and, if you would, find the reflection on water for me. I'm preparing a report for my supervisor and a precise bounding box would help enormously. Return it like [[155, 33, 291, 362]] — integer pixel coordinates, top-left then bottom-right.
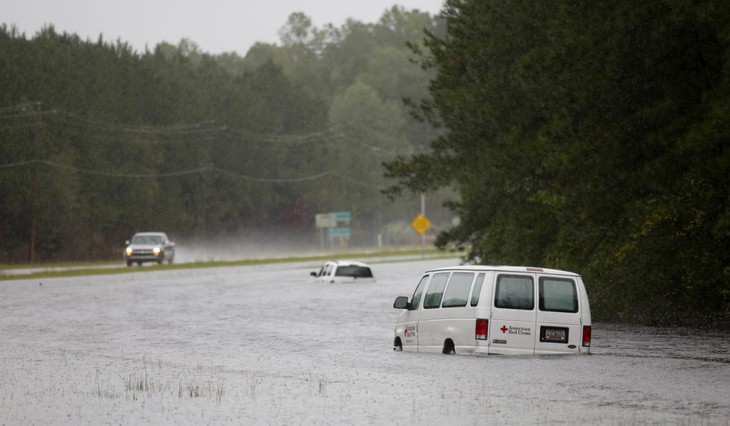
[[572, 322, 730, 423], [396, 321, 730, 424], [594, 322, 730, 364]]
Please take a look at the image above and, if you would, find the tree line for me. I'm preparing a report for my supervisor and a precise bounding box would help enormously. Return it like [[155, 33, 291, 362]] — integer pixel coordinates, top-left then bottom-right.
[[0, 7, 449, 263], [385, 0, 730, 323]]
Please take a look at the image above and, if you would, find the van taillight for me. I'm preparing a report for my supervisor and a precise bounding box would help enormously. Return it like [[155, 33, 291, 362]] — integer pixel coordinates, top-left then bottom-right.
[[582, 326, 592, 347], [475, 319, 488, 340]]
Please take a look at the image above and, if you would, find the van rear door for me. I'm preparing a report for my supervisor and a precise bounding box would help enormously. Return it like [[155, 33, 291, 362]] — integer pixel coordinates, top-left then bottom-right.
[[534, 275, 583, 353], [489, 273, 537, 355]]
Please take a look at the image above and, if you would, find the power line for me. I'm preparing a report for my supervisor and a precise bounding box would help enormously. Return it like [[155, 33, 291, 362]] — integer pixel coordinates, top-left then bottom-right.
[[216, 168, 335, 183], [0, 159, 349, 184], [0, 103, 396, 188], [0, 103, 343, 144], [0, 159, 37, 169], [0, 102, 41, 115], [52, 110, 226, 136], [223, 127, 343, 144]]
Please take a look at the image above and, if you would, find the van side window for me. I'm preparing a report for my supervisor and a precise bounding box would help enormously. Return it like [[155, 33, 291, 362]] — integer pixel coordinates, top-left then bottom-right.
[[495, 274, 534, 310], [409, 275, 430, 311], [539, 277, 578, 313], [423, 273, 449, 309], [470, 273, 485, 306], [442, 272, 474, 308]]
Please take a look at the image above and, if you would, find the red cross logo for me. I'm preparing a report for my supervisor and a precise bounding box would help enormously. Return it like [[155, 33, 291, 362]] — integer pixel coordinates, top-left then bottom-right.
[[500, 325, 509, 333]]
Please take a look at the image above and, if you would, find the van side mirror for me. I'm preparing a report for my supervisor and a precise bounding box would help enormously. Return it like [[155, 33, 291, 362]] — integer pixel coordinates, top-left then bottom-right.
[[125, 240, 130, 245], [310, 272, 317, 277], [393, 296, 410, 309]]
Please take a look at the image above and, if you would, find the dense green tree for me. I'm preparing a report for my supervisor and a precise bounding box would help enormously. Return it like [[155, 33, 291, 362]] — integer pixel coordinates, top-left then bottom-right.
[[385, 0, 730, 322]]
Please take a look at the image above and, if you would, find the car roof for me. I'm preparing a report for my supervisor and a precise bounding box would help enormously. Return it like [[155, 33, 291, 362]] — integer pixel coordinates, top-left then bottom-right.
[[133, 232, 167, 237], [425, 265, 579, 277]]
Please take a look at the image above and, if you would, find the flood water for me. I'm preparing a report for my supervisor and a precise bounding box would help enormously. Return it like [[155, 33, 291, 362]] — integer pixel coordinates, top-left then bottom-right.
[[1, 257, 728, 425]]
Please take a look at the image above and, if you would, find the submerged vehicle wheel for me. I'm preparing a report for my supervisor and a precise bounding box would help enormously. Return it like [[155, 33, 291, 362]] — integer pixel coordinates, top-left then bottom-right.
[[393, 337, 403, 352], [442, 340, 455, 355]]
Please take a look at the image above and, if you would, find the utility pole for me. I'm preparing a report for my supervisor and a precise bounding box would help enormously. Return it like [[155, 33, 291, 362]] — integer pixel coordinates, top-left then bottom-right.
[[372, 147, 382, 248], [28, 102, 43, 263], [420, 192, 426, 248]]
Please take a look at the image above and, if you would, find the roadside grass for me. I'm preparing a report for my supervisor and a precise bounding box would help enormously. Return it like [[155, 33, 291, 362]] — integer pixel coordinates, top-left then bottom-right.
[[0, 247, 464, 281], [95, 362, 226, 403], [95, 363, 333, 405], [0, 260, 118, 271]]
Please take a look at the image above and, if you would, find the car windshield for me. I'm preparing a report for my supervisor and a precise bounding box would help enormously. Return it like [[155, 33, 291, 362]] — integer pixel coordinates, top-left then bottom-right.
[[131, 235, 163, 244], [335, 265, 373, 278]]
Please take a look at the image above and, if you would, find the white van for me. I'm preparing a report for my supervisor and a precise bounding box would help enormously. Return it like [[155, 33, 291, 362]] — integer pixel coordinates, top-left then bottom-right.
[[392, 265, 591, 355]]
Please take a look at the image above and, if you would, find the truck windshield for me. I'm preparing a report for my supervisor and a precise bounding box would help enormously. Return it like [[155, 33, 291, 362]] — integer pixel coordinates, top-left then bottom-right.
[[131, 235, 163, 244]]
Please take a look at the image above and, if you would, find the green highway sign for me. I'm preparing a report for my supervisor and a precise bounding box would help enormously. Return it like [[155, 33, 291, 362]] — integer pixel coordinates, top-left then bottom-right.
[[328, 227, 352, 238]]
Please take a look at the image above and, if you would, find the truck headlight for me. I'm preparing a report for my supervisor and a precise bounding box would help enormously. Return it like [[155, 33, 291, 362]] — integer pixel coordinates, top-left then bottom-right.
[[125, 247, 132, 256], [153, 247, 161, 256]]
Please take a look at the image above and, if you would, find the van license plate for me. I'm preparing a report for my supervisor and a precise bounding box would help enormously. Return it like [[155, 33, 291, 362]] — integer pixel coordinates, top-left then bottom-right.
[[540, 326, 569, 343]]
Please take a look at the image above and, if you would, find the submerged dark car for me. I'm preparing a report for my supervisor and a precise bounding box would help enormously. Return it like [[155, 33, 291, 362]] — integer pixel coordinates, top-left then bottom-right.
[[124, 232, 175, 266]]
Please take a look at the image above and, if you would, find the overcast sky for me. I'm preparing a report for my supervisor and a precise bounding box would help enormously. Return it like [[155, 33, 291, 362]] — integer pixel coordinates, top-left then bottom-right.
[[1, 0, 444, 56]]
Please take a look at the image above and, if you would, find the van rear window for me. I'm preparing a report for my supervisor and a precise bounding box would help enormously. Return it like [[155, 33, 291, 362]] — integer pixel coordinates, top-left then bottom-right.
[[495, 275, 534, 310], [539, 277, 578, 313], [442, 272, 474, 308]]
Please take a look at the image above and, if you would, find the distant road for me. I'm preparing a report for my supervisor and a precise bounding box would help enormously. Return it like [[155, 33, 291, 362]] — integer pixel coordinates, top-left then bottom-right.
[[0, 250, 460, 278]]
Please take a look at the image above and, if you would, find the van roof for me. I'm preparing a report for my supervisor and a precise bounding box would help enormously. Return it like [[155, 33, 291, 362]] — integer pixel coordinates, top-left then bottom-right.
[[426, 265, 580, 277]]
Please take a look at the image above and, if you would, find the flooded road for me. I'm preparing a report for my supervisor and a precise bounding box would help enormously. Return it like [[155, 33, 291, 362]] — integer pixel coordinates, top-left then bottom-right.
[[1, 258, 728, 424]]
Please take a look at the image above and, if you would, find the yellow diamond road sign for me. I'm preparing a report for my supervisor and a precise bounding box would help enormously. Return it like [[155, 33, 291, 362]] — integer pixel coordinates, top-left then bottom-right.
[[411, 214, 431, 235]]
